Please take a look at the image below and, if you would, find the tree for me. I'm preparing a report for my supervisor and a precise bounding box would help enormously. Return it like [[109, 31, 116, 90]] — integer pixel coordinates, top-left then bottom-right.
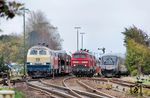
[[122, 26, 150, 76], [26, 11, 63, 50], [0, 0, 23, 31], [0, 0, 23, 19], [122, 26, 149, 46], [0, 34, 23, 64], [0, 55, 9, 73]]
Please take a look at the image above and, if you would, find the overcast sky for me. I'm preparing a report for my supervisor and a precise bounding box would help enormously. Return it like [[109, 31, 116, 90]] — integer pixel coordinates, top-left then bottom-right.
[[1, 0, 150, 55]]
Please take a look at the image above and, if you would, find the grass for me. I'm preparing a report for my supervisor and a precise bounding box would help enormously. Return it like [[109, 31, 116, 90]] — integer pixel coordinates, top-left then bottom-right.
[[0, 88, 25, 98], [15, 90, 25, 98], [125, 76, 150, 85], [140, 79, 150, 85]]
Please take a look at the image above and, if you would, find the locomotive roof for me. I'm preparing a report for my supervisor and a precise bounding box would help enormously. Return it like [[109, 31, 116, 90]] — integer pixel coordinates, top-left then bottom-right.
[[54, 50, 67, 54], [100, 53, 125, 58], [73, 50, 93, 55], [29, 45, 50, 50], [29, 45, 68, 54]]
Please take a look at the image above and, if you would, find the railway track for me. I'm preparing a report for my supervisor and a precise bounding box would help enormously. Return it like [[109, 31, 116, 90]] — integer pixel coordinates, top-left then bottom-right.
[[62, 77, 116, 98], [88, 77, 150, 98], [41, 78, 109, 98], [91, 77, 150, 89], [27, 80, 76, 98], [3, 76, 150, 98], [111, 78, 150, 89]]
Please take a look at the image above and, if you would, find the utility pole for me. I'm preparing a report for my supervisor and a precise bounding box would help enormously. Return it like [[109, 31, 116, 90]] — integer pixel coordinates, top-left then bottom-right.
[[74, 27, 81, 51], [80, 32, 85, 49]]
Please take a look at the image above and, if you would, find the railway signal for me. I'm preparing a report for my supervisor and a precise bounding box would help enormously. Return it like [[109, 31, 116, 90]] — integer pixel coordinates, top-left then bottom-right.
[[102, 48, 105, 54], [130, 78, 143, 96], [98, 47, 105, 54]]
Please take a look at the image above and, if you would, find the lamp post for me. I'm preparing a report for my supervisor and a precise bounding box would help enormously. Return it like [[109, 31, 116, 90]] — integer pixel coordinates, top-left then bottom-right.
[[74, 27, 81, 51], [22, 8, 30, 76], [23, 9, 25, 76], [80, 32, 85, 49]]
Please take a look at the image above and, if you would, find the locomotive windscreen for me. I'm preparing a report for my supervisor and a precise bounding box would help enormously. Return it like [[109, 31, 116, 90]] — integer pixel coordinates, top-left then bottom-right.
[[73, 53, 86, 58], [39, 50, 47, 55], [102, 56, 117, 65], [30, 50, 38, 55]]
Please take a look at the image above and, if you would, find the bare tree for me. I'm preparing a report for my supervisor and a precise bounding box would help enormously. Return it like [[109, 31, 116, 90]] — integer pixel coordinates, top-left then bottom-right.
[[26, 11, 62, 50]]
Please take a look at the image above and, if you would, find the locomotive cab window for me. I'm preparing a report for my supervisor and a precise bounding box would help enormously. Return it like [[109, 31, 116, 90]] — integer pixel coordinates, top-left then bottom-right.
[[30, 50, 38, 55], [74, 53, 86, 58], [74, 54, 80, 58], [39, 50, 47, 55], [80, 54, 86, 58]]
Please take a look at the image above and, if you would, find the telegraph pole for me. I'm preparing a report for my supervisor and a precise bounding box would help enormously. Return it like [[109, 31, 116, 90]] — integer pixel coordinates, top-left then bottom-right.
[[80, 32, 85, 49], [74, 27, 81, 51]]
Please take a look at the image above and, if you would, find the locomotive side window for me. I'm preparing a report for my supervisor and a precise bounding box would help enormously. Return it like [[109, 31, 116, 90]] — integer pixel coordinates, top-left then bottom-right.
[[90, 55, 92, 59], [39, 50, 47, 55], [30, 49, 38, 55]]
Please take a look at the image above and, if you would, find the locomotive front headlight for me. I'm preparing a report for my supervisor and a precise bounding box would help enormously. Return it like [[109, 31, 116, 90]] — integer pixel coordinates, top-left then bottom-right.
[[26, 62, 30, 65], [73, 61, 79, 63], [73, 64, 76, 67], [82, 61, 88, 63], [85, 64, 87, 67]]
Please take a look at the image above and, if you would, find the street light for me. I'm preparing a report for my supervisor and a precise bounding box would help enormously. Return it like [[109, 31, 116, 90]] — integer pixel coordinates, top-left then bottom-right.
[[80, 32, 85, 49], [22, 8, 30, 76], [74, 27, 81, 51]]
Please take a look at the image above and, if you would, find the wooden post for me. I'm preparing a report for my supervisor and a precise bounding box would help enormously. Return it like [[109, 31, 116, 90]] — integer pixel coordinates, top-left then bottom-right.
[[52, 69, 54, 79]]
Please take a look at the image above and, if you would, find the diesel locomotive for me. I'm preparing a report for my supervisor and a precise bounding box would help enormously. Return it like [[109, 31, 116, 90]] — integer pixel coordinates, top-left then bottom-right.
[[71, 50, 100, 77]]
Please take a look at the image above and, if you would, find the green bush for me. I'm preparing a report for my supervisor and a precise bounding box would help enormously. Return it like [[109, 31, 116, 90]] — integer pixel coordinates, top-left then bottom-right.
[[15, 90, 25, 98], [131, 70, 138, 76]]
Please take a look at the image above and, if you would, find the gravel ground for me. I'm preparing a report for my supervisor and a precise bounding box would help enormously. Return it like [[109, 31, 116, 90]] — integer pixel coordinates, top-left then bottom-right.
[[43, 77, 65, 86], [15, 82, 50, 98], [65, 78, 87, 91]]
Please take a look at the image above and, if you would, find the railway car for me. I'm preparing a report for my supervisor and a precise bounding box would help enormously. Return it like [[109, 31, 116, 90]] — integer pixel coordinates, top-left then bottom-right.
[[58, 51, 71, 75], [100, 54, 128, 77], [71, 50, 97, 77], [26, 45, 51, 78], [26, 45, 71, 78]]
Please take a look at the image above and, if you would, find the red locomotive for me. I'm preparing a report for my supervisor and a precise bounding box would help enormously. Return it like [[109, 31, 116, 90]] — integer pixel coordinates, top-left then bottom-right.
[[71, 49, 99, 77]]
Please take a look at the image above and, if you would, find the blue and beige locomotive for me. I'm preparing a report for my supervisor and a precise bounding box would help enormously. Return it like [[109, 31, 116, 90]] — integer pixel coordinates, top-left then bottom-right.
[[26, 45, 52, 78], [100, 54, 128, 77], [26, 45, 71, 78]]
